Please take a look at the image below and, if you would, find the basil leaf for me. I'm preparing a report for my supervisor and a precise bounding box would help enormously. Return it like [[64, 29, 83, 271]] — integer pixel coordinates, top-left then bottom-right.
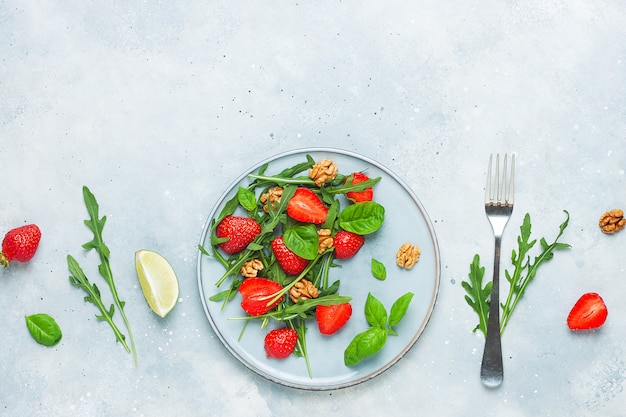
[[284, 224, 319, 260], [364, 293, 387, 328], [338, 201, 385, 235], [371, 258, 386, 280], [25, 314, 62, 347], [389, 292, 414, 328], [344, 327, 387, 366], [237, 187, 257, 212]]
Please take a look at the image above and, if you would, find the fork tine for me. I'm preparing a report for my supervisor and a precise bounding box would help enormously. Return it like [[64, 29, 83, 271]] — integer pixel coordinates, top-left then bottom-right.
[[509, 154, 515, 205], [485, 154, 493, 204], [495, 154, 501, 202]]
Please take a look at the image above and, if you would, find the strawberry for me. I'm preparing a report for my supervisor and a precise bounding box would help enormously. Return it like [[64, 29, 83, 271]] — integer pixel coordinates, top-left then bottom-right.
[[215, 215, 261, 254], [238, 277, 284, 316], [264, 327, 298, 359], [1, 224, 41, 267], [316, 303, 353, 335], [271, 236, 309, 275], [567, 292, 608, 331], [345, 172, 373, 203], [333, 230, 365, 259], [286, 187, 328, 224]]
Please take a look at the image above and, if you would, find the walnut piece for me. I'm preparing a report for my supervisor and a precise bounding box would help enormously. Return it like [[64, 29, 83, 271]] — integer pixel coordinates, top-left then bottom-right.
[[260, 186, 283, 213], [599, 209, 626, 234], [309, 158, 338, 187], [289, 278, 319, 303], [396, 242, 421, 269], [317, 228, 334, 254], [240, 259, 264, 278]]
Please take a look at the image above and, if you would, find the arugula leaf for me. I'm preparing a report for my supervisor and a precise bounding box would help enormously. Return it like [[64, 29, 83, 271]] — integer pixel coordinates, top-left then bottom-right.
[[500, 210, 571, 333], [68, 254, 130, 351], [461, 254, 491, 335], [70, 186, 137, 364]]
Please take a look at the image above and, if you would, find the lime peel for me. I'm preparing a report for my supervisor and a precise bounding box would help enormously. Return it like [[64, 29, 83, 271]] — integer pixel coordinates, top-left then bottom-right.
[[135, 249, 180, 318]]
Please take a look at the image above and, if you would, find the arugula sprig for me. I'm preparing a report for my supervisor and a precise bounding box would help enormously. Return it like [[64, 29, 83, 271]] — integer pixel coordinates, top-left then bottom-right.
[[68, 186, 137, 364], [463, 210, 571, 335]]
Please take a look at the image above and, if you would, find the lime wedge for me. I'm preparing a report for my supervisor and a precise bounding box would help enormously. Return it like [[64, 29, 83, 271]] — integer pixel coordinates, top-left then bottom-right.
[[135, 250, 180, 318]]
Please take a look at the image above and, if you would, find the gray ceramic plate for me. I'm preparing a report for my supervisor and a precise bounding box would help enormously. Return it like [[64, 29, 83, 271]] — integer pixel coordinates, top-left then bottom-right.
[[197, 147, 440, 390]]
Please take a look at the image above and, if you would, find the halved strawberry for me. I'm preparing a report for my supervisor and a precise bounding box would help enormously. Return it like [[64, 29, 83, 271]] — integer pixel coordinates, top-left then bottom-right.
[[1, 224, 41, 267], [333, 230, 365, 259], [238, 277, 284, 316], [215, 215, 261, 254], [264, 327, 298, 359], [567, 292, 608, 331], [345, 172, 373, 203], [271, 236, 309, 275], [316, 303, 352, 335], [286, 187, 328, 224]]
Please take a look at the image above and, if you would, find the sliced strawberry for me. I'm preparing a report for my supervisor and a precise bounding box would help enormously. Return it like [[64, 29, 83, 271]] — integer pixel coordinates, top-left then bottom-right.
[[215, 215, 261, 254], [264, 327, 298, 359], [333, 230, 365, 259], [286, 187, 328, 224], [345, 172, 373, 203], [238, 277, 284, 316], [316, 303, 352, 335], [1, 224, 41, 267], [567, 292, 608, 331], [271, 236, 309, 275]]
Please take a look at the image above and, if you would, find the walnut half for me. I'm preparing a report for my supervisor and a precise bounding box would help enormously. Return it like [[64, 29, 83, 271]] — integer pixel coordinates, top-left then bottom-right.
[[309, 158, 338, 187], [396, 242, 421, 269], [289, 278, 319, 303], [240, 259, 264, 278], [599, 209, 626, 234]]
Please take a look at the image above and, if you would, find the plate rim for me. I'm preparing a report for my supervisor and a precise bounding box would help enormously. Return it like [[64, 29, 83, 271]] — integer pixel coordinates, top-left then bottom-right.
[[197, 146, 441, 390]]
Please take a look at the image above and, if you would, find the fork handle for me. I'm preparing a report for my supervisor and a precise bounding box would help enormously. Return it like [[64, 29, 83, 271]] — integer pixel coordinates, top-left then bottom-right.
[[480, 235, 504, 387]]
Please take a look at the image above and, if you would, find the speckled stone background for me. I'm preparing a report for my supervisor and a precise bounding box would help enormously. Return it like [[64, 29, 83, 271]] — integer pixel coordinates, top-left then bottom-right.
[[2, 1, 625, 416]]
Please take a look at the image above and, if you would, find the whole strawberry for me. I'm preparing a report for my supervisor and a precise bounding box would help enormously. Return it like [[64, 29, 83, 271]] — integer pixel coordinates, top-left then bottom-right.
[[264, 327, 298, 359], [216, 215, 261, 254], [333, 230, 365, 259], [271, 236, 310, 275], [1, 224, 41, 267]]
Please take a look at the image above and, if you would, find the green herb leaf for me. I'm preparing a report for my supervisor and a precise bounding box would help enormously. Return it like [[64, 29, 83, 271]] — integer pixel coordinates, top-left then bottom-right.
[[389, 292, 414, 328], [344, 326, 388, 366], [371, 258, 386, 280], [25, 314, 62, 347], [284, 224, 319, 260], [364, 293, 387, 328], [339, 201, 385, 235], [237, 186, 257, 212], [461, 254, 491, 335]]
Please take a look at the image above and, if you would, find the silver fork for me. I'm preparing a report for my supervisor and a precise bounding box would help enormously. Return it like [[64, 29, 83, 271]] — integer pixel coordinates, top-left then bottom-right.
[[480, 153, 515, 388]]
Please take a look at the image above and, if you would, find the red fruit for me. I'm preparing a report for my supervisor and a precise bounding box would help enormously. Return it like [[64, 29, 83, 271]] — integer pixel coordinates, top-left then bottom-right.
[[1, 224, 41, 267], [345, 172, 373, 203], [316, 303, 353, 335], [238, 277, 284, 316], [567, 292, 608, 331], [333, 230, 365, 259], [264, 327, 298, 359], [286, 188, 328, 224], [215, 215, 261, 254], [271, 236, 309, 275]]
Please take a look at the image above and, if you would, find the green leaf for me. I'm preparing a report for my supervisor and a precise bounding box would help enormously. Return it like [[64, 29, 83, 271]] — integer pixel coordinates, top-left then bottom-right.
[[284, 224, 319, 260], [389, 292, 414, 328], [461, 254, 490, 335], [25, 314, 63, 347], [364, 293, 387, 328], [344, 327, 387, 366], [371, 258, 386, 280], [339, 201, 385, 235], [237, 186, 257, 212]]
